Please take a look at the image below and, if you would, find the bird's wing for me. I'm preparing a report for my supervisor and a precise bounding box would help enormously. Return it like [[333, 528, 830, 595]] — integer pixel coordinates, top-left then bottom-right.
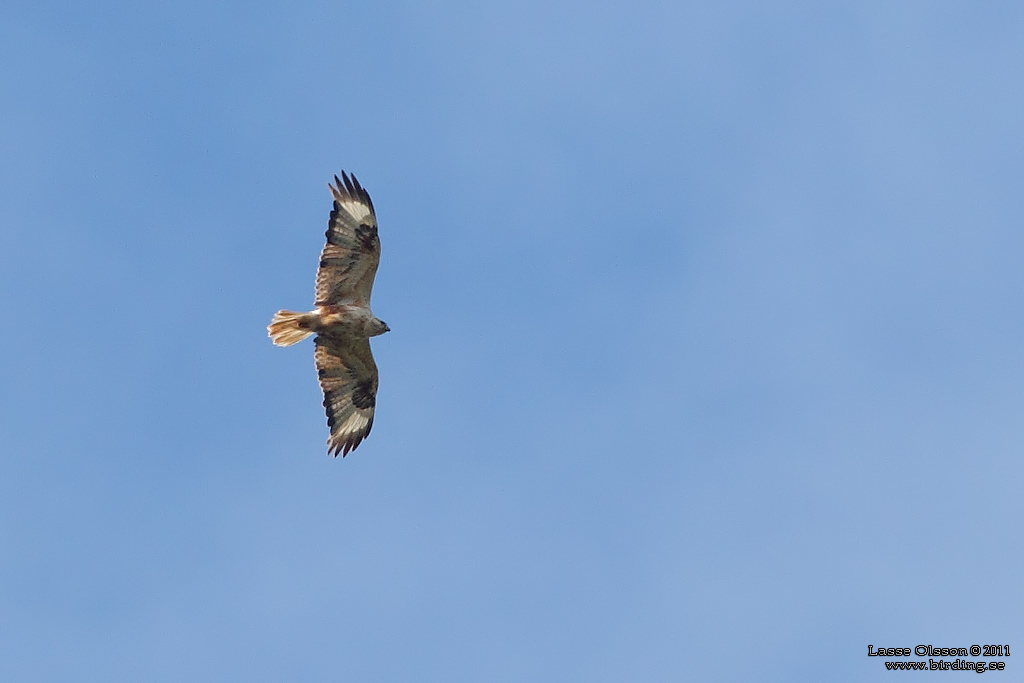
[[315, 171, 380, 308], [314, 334, 378, 457]]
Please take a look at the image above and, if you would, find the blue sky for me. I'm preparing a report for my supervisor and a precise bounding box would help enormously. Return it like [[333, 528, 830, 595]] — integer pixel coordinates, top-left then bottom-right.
[[3, 1, 1023, 680]]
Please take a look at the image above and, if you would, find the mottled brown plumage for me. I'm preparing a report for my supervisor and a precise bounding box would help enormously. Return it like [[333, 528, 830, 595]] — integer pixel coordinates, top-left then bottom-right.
[[316, 173, 380, 307], [268, 171, 389, 457]]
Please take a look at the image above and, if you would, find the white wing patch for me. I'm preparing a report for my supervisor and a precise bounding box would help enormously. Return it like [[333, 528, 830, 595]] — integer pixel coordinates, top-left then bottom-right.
[[338, 200, 374, 224], [326, 412, 373, 456]]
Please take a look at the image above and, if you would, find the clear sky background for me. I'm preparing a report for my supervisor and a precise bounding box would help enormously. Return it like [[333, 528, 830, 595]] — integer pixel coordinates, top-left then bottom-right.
[[2, 1, 1023, 680]]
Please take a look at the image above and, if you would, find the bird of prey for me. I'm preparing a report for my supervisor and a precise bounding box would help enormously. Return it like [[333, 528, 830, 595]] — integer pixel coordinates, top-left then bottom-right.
[[268, 171, 389, 457]]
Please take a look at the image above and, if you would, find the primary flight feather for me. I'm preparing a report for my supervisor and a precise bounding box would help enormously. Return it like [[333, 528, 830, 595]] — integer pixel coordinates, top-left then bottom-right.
[[268, 171, 389, 457]]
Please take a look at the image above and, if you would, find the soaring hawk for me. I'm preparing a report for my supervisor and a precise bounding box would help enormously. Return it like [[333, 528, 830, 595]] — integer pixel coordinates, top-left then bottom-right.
[[268, 171, 389, 457]]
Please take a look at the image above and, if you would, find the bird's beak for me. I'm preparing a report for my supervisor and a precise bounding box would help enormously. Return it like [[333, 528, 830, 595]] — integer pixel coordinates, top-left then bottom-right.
[[385, 324, 391, 333]]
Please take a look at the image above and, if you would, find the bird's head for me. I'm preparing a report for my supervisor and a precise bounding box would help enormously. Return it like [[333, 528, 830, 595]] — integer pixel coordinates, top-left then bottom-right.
[[369, 317, 390, 336]]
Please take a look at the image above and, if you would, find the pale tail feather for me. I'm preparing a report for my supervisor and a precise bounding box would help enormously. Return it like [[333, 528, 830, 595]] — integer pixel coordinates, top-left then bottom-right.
[[268, 310, 317, 346]]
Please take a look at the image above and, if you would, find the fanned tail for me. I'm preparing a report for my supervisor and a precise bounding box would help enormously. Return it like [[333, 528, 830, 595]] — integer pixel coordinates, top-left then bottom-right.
[[268, 310, 317, 347]]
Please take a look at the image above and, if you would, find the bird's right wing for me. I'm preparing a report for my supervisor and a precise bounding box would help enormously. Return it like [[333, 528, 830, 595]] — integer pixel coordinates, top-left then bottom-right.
[[314, 333, 378, 457]]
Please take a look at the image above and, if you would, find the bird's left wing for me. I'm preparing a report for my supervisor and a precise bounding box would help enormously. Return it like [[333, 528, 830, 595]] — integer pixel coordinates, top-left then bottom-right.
[[314, 334, 378, 457], [315, 172, 380, 308]]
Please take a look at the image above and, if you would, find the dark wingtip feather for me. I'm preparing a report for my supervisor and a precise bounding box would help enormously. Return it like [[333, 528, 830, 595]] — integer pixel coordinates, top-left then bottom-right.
[[327, 431, 367, 458], [328, 169, 374, 214], [328, 175, 344, 205]]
